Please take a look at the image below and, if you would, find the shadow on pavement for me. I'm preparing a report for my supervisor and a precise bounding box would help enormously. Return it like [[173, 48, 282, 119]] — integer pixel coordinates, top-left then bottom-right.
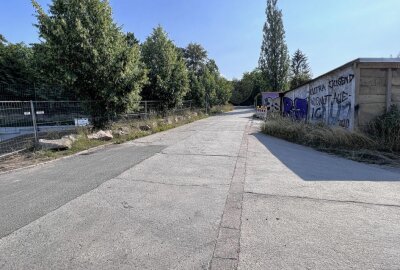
[[253, 132, 400, 182]]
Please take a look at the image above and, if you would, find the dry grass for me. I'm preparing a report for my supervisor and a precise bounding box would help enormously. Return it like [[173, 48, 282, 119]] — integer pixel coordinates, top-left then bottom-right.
[[262, 116, 375, 150], [210, 104, 234, 114], [0, 110, 207, 173], [261, 115, 400, 166]]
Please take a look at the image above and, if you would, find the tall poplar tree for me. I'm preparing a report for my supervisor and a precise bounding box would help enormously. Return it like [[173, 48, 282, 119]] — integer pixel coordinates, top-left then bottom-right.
[[259, 0, 289, 92]]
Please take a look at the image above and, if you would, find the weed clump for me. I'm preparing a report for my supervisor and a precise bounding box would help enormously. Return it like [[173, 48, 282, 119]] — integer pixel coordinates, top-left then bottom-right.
[[368, 105, 400, 152], [261, 115, 376, 151]]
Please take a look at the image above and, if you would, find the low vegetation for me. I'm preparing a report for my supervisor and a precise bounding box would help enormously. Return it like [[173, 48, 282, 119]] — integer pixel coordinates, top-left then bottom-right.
[[0, 106, 232, 172], [209, 104, 234, 114], [368, 105, 400, 152], [261, 110, 400, 166]]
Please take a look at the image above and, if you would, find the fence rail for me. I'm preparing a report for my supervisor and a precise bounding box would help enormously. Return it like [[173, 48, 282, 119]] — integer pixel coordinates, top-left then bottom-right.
[[0, 100, 193, 157], [0, 83, 75, 101]]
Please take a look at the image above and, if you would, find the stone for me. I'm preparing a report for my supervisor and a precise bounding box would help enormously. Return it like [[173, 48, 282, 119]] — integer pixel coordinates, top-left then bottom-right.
[[139, 125, 151, 131], [192, 112, 198, 117], [39, 138, 72, 150], [87, 130, 113, 141], [62, 134, 78, 143], [114, 127, 130, 136], [164, 118, 173, 125]]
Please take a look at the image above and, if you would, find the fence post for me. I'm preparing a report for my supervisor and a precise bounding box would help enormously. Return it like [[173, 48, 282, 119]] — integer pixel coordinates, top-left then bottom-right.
[[30, 100, 38, 145]]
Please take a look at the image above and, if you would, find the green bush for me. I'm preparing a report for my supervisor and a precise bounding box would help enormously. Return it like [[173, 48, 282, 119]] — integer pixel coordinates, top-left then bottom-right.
[[368, 105, 400, 152]]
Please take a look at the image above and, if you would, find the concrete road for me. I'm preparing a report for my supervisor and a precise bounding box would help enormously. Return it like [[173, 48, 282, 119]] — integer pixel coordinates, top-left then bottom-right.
[[0, 109, 400, 270]]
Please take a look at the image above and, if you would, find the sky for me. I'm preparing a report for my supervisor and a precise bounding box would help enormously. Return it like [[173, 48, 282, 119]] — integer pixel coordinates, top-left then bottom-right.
[[0, 0, 399, 80]]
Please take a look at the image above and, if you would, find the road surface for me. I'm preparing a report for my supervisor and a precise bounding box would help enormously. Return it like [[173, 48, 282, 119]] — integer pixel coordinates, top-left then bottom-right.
[[0, 108, 399, 269]]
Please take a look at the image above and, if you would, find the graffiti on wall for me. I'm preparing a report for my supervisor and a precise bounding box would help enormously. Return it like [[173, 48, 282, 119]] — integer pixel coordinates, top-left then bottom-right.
[[283, 85, 308, 120], [308, 67, 355, 129], [261, 92, 280, 112]]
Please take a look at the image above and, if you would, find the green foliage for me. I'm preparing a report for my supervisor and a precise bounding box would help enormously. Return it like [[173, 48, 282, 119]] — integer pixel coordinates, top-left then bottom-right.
[[32, 0, 147, 126], [0, 36, 35, 85], [126, 32, 140, 47], [259, 0, 289, 92], [183, 43, 208, 74], [141, 26, 189, 110], [182, 43, 232, 107], [230, 69, 266, 105], [216, 77, 233, 105], [368, 105, 400, 151], [289, 49, 312, 89], [186, 71, 206, 107]]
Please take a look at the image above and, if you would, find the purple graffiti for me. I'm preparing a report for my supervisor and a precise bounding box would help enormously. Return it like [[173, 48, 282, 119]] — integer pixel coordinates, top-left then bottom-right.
[[283, 97, 308, 120], [283, 97, 293, 116]]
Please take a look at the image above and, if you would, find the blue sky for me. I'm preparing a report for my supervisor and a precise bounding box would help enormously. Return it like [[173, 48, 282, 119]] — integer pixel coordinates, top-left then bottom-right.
[[1, 0, 399, 79]]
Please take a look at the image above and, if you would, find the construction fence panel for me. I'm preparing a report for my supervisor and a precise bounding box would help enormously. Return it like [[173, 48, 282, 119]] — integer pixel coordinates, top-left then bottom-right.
[[0, 100, 194, 157]]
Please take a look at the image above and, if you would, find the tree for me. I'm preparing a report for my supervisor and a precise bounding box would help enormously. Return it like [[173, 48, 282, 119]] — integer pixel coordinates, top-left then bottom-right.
[[230, 69, 266, 106], [216, 77, 233, 105], [202, 59, 233, 107], [180, 42, 232, 107], [182, 43, 208, 107], [202, 63, 218, 106], [183, 43, 208, 74], [32, 0, 147, 125], [126, 32, 140, 47], [230, 73, 254, 105], [259, 0, 289, 92], [0, 36, 35, 85], [141, 26, 189, 110], [289, 49, 312, 89]]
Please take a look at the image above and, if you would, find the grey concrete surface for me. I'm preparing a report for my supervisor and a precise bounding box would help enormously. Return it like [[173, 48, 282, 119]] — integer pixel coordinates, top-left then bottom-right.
[[0, 109, 253, 270], [239, 194, 400, 270], [0, 143, 165, 238], [1, 109, 400, 270], [238, 120, 400, 270]]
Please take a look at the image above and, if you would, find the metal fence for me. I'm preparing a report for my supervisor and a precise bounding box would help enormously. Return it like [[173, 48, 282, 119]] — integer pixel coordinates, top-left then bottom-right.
[[0, 83, 75, 101], [0, 100, 193, 157]]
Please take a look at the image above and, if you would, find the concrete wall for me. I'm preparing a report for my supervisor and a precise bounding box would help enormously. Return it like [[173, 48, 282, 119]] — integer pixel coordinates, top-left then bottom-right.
[[261, 92, 280, 113], [357, 68, 387, 127], [283, 60, 400, 131], [356, 63, 400, 129], [282, 84, 308, 120], [392, 69, 400, 107], [283, 66, 356, 129]]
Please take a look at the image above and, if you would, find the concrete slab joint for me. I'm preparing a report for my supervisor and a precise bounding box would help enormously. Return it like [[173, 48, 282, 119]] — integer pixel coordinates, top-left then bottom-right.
[[210, 123, 249, 270]]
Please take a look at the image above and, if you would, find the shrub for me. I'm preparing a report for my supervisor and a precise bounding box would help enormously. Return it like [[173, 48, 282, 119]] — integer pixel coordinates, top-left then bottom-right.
[[262, 115, 376, 151], [368, 105, 400, 152]]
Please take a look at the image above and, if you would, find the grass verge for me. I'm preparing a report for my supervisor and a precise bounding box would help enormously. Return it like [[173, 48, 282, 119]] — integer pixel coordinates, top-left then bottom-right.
[[261, 115, 400, 166], [0, 110, 210, 173]]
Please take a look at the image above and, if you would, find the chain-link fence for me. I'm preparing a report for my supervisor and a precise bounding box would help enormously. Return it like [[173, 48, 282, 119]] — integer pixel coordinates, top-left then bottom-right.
[[0, 100, 193, 157]]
